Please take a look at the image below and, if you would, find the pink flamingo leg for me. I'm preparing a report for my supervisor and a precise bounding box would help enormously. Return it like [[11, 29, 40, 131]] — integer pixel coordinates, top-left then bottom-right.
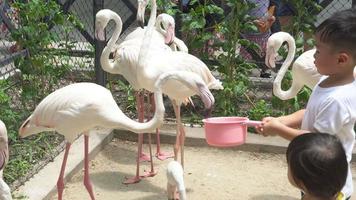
[[172, 101, 181, 163], [172, 101, 186, 168], [141, 128, 157, 177], [141, 94, 159, 177], [124, 91, 144, 184], [179, 122, 186, 169], [124, 90, 156, 183], [150, 93, 174, 160], [83, 135, 95, 200], [138, 91, 150, 162], [57, 142, 71, 200]]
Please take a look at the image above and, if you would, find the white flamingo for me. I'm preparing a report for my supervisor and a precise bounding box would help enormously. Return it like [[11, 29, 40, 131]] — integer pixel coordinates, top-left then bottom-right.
[[18, 73, 214, 200], [138, 0, 223, 168], [96, 9, 172, 184], [166, 160, 186, 200], [124, 12, 188, 53], [265, 32, 322, 100], [0, 120, 12, 200], [266, 31, 356, 101], [96, 8, 189, 184], [127, 8, 188, 53]]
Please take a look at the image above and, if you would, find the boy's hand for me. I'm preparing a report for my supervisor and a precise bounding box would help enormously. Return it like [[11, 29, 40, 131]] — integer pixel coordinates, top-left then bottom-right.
[[255, 117, 281, 137]]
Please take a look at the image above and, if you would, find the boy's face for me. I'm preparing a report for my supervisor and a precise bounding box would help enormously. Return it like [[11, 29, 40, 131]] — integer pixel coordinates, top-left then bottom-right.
[[313, 35, 340, 76]]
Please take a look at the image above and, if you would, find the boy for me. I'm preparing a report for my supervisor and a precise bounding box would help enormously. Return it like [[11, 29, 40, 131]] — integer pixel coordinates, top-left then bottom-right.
[[256, 8, 356, 199]]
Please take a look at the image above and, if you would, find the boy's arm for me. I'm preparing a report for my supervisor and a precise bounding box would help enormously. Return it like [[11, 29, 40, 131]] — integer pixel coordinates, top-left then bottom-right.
[[261, 117, 309, 141], [277, 109, 305, 128]]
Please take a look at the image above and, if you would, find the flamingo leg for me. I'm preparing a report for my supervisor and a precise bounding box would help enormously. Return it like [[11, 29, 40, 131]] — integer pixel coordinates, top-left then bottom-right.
[[142, 124, 157, 177], [172, 101, 181, 162], [141, 93, 157, 178], [83, 135, 95, 200], [124, 91, 144, 184], [149, 93, 173, 160], [57, 142, 71, 200], [139, 91, 150, 162], [175, 104, 186, 168], [179, 123, 186, 169]]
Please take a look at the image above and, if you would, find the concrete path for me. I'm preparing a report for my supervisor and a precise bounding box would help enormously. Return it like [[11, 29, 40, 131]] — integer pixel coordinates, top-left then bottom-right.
[[13, 124, 356, 200]]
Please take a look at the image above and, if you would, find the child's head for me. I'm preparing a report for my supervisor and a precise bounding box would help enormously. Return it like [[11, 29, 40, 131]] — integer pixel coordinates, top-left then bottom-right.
[[314, 8, 356, 76], [286, 133, 347, 199]]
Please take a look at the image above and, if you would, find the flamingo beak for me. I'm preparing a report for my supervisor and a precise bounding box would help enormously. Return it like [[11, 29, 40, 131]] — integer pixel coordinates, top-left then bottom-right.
[[265, 47, 276, 69], [95, 28, 105, 41], [19, 118, 30, 138], [197, 83, 215, 119], [165, 24, 175, 45]]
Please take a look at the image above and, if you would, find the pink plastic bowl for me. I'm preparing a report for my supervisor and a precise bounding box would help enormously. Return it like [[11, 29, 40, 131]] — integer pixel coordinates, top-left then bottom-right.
[[202, 117, 261, 147]]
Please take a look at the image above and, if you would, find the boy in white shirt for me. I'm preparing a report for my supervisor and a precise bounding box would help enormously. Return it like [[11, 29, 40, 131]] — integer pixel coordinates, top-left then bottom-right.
[[256, 8, 356, 199]]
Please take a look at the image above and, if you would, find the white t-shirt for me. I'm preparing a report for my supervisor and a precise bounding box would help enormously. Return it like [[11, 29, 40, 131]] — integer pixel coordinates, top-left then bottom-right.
[[301, 77, 356, 198]]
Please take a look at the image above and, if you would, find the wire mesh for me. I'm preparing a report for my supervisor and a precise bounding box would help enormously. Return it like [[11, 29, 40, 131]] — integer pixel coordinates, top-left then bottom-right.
[[0, 0, 354, 108], [0, 0, 137, 80]]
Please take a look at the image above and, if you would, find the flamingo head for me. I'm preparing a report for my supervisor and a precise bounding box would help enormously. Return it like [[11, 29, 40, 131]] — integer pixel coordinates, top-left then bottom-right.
[[265, 32, 286, 69], [157, 13, 175, 45], [156, 71, 215, 119], [137, 0, 149, 28], [95, 9, 114, 41], [19, 115, 48, 138]]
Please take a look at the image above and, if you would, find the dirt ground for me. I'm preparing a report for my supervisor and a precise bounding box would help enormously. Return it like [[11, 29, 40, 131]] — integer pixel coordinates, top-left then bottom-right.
[[49, 138, 356, 200]]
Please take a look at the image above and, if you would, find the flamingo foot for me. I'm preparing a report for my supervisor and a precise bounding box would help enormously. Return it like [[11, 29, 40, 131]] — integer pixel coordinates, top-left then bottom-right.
[[174, 191, 180, 200], [140, 169, 157, 178], [156, 151, 174, 161], [139, 152, 151, 162], [123, 176, 141, 184]]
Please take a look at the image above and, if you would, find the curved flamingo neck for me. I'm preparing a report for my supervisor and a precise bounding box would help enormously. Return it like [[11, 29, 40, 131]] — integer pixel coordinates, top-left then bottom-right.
[[273, 34, 298, 99], [155, 18, 166, 36], [100, 12, 123, 73]]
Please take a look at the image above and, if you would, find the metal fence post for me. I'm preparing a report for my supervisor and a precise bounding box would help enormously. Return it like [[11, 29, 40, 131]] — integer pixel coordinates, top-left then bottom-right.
[[94, 0, 106, 86], [175, 0, 183, 38]]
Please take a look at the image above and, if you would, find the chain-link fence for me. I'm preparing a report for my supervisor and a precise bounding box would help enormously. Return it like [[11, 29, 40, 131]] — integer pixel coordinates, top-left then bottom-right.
[[0, 0, 137, 83], [0, 0, 355, 111]]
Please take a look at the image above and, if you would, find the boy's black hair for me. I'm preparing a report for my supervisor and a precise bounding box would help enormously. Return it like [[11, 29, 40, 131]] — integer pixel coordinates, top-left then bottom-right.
[[316, 8, 356, 58], [286, 133, 348, 198]]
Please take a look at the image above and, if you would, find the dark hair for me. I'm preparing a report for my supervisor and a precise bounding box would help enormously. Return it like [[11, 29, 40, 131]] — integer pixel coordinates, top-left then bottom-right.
[[316, 8, 356, 58], [286, 133, 348, 198]]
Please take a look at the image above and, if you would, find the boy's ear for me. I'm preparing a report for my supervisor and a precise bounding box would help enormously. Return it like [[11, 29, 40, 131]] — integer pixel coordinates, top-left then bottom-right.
[[337, 52, 349, 64]]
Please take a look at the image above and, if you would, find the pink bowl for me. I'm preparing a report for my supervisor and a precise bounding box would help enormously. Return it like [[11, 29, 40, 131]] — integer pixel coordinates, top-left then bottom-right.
[[202, 117, 260, 147]]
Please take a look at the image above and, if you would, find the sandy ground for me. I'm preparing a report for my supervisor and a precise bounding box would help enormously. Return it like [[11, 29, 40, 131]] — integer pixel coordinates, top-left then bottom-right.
[[49, 138, 356, 200]]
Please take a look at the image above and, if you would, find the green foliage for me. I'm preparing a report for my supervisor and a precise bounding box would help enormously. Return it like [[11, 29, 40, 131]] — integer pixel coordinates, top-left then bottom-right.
[[0, 80, 23, 143], [248, 99, 272, 121], [283, 0, 322, 54], [180, 0, 224, 58], [12, 0, 83, 105], [2, 0, 83, 188]]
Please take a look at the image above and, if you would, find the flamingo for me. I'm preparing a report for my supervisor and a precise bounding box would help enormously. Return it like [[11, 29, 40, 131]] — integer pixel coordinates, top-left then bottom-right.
[[0, 120, 12, 200], [96, 9, 172, 184], [137, 0, 223, 168], [18, 72, 214, 200], [265, 32, 322, 100], [166, 160, 186, 200], [127, 6, 188, 161], [265, 31, 356, 100], [124, 11, 188, 53]]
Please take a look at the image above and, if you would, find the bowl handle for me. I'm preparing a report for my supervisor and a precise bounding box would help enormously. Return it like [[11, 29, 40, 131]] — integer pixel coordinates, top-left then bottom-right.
[[244, 120, 262, 127]]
